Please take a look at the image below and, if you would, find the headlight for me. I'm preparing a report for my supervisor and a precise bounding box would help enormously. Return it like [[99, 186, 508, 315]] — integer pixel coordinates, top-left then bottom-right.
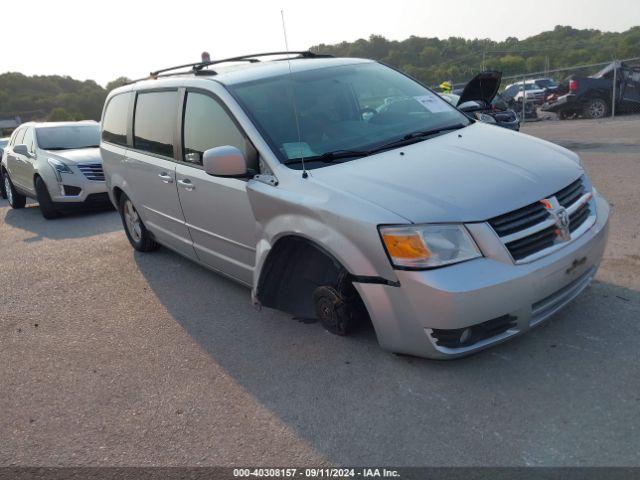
[[379, 224, 482, 269], [48, 158, 73, 181]]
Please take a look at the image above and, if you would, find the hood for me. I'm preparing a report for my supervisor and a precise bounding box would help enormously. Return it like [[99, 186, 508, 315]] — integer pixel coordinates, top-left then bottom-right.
[[310, 122, 583, 223], [45, 147, 102, 164], [458, 71, 502, 105]]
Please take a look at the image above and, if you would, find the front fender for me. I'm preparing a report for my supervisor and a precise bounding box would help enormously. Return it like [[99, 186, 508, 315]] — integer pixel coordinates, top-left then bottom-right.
[[246, 178, 402, 303]]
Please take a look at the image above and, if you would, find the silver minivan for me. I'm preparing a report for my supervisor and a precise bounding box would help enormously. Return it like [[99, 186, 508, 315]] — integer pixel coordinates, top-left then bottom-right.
[[101, 52, 609, 359]]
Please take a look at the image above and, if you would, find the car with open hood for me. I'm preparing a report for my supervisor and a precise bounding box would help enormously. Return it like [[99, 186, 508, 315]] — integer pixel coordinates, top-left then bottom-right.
[[100, 52, 609, 359], [439, 70, 520, 130], [1, 121, 110, 218]]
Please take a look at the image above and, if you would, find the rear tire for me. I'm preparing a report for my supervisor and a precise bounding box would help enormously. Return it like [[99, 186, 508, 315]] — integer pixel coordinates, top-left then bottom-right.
[[4, 173, 26, 209], [0, 169, 7, 199], [119, 193, 159, 252], [583, 97, 609, 119], [35, 177, 61, 220]]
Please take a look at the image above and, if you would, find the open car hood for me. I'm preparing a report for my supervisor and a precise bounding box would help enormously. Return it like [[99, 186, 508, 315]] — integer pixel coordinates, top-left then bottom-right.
[[458, 70, 502, 105]]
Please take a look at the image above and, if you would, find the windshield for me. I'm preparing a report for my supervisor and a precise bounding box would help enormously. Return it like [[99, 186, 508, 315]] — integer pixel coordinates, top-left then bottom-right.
[[36, 125, 100, 150], [229, 62, 470, 168]]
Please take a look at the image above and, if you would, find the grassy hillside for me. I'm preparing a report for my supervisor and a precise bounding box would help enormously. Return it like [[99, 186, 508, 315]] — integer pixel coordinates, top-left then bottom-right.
[[312, 25, 640, 85]]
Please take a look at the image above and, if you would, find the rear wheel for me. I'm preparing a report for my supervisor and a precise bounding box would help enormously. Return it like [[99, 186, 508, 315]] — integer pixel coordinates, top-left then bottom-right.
[[119, 193, 159, 252], [35, 177, 61, 220], [583, 97, 609, 119], [0, 170, 6, 199], [4, 173, 26, 209]]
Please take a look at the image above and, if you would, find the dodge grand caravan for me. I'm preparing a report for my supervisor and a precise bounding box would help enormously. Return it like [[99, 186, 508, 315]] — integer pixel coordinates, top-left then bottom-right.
[[101, 52, 609, 359]]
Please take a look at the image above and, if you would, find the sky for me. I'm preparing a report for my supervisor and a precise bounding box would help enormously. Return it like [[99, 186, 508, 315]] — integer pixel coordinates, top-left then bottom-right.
[[1, 0, 639, 86]]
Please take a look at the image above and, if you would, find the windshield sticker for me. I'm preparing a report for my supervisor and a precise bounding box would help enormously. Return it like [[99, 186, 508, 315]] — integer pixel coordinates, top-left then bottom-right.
[[282, 142, 316, 159], [413, 94, 451, 113]]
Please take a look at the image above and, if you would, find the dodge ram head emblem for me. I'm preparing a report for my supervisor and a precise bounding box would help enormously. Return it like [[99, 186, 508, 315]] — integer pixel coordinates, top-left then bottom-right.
[[541, 197, 571, 242]]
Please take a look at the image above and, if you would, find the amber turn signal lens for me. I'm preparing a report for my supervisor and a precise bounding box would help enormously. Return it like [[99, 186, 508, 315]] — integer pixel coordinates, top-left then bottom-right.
[[381, 233, 430, 259]]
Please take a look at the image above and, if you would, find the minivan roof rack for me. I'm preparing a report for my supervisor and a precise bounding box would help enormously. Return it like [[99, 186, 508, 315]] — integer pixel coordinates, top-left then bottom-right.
[[147, 51, 332, 79]]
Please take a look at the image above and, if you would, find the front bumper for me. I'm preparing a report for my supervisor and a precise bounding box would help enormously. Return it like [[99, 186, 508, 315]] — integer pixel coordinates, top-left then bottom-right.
[[41, 163, 109, 205], [355, 192, 610, 359]]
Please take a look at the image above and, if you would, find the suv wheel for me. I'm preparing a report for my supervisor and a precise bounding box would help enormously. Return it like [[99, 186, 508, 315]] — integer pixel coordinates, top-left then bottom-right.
[[4, 173, 26, 209], [119, 194, 159, 252], [35, 177, 61, 219], [584, 98, 608, 119], [0, 170, 6, 199]]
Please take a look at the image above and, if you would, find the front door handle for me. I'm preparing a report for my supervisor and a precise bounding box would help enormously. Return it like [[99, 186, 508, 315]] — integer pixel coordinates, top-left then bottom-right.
[[158, 172, 173, 184], [177, 179, 195, 191]]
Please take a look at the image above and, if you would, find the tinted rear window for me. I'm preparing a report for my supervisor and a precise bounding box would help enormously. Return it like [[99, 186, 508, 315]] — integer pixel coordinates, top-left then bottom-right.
[[102, 93, 132, 146], [134, 91, 177, 157]]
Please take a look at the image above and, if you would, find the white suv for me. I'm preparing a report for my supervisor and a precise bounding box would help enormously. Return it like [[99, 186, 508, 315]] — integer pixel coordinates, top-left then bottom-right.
[[1, 121, 110, 218]]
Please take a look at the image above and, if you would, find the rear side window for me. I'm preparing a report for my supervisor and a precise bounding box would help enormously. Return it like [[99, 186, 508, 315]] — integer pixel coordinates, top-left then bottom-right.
[[134, 91, 177, 157], [102, 93, 131, 146], [182, 92, 248, 165]]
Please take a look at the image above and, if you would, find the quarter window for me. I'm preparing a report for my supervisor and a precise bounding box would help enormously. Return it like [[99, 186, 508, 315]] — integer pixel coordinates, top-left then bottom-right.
[[134, 91, 177, 157], [182, 92, 248, 165], [102, 93, 132, 146]]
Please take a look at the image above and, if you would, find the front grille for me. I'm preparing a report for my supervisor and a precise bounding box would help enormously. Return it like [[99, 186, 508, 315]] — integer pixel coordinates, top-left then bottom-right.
[[77, 163, 105, 181], [555, 178, 584, 207], [488, 177, 594, 263], [504, 224, 557, 261], [569, 202, 591, 232], [431, 315, 517, 349]]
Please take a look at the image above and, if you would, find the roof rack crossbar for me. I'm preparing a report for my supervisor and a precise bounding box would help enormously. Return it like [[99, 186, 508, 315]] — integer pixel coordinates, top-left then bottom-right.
[[150, 51, 329, 77]]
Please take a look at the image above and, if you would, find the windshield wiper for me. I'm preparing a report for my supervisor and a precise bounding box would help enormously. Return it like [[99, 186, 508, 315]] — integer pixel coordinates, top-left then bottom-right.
[[283, 124, 467, 165], [359, 123, 468, 156], [284, 149, 369, 165], [402, 123, 467, 140]]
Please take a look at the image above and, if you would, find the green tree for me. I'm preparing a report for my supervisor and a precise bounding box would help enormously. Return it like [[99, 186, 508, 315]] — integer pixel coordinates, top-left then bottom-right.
[[48, 107, 74, 121], [106, 77, 131, 92]]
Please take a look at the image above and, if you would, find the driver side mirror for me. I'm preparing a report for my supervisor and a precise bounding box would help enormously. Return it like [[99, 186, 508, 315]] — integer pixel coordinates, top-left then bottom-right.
[[203, 146, 249, 177], [13, 144, 30, 157]]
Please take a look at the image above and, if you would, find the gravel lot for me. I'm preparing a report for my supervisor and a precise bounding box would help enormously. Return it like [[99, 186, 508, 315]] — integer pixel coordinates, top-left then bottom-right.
[[1, 116, 639, 467]]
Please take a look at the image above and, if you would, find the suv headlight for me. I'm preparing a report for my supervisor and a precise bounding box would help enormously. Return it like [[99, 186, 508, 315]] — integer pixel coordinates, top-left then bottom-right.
[[48, 158, 73, 181], [379, 224, 482, 269]]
